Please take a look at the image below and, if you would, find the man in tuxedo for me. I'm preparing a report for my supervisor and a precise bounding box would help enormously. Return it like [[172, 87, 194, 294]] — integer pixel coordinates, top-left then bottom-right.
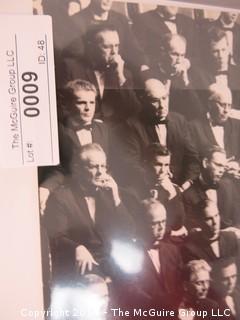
[[181, 199, 239, 266], [132, 5, 197, 65], [142, 143, 186, 234], [176, 260, 219, 319], [183, 145, 240, 229], [193, 27, 240, 110], [190, 83, 240, 160], [63, 24, 141, 124], [127, 198, 183, 309], [39, 79, 110, 212], [44, 143, 134, 283], [211, 258, 240, 319], [113, 78, 200, 192], [63, 0, 147, 72], [207, 12, 240, 66], [140, 33, 200, 120]]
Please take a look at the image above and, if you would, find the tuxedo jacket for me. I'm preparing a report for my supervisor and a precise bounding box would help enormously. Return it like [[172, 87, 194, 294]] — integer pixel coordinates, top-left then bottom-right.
[[132, 10, 198, 64], [189, 116, 240, 160], [190, 63, 240, 111], [207, 18, 240, 66], [183, 177, 240, 229], [44, 181, 134, 281], [113, 111, 200, 189], [39, 119, 109, 191], [62, 57, 141, 124], [181, 230, 239, 265], [120, 239, 183, 310], [63, 5, 146, 69], [214, 289, 240, 320]]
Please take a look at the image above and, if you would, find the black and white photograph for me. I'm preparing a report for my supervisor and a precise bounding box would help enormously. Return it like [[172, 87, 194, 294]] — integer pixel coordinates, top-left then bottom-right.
[[34, 1, 240, 319]]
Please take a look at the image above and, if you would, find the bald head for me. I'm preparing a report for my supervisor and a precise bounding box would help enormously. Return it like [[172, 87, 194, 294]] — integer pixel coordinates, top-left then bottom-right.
[[144, 79, 169, 120], [142, 199, 167, 243]]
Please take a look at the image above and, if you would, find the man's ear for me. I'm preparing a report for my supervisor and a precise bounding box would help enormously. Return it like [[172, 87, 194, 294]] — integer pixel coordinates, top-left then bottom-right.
[[202, 158, 208, 169]]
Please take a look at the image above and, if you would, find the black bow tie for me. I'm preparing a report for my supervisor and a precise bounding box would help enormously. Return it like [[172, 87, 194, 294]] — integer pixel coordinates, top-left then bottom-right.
[[211, 120, 225, 127], [222, 26, 234, 31], [216, 70, 228, 76], [202, 183, 219, 191], [75, 123, 93, 131], [164, 18, 176, 22], [155, 118, 168, 125]]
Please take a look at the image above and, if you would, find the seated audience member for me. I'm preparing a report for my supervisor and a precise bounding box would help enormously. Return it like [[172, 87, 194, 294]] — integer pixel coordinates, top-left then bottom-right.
[[183, 146, 240, 229], [140, 34, 200, 120], [176, 260, 219, 319], [62, 24, 141, 124], [181, 199, 239, 266], [44, 143, 134, 284], [39, 79, 110, 212], [132, 5, 197, 65], [206, 12, 240, 66], [192, 27, 240, 110], [64, 0, 147, 72], [190, 84, 240, 161], [211, 258, 240, 319], [113, 78, 199, 192], [142, 143, 186, 233], [123, 199, 183, 310]]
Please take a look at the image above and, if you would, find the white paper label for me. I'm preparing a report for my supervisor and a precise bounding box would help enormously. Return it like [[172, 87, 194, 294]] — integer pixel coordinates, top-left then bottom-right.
[[0, 15, 59, 167]]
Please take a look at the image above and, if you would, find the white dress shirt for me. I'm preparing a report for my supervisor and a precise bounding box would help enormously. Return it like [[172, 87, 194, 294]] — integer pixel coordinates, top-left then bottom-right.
[[210, 122, 225, 150], [155, 124, 167, 146], [76, 128, 92, 146], [148, 248, 161, 273], [84, 196, 96, 223]]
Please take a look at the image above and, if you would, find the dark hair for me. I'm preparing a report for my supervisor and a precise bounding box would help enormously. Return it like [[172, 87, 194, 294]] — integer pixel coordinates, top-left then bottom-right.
[[202, 145, 226, 161], [212, 257, 237, 280], [84, 23, 118, 46], [144, 143, 171, 163]]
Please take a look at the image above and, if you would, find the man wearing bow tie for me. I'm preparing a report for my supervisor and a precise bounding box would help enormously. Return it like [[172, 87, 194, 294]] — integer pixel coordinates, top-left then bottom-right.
[[211, 258, 240, 320], [183, 146, 240, 230], [44, 143, 134, 283], [132, 5, 197, 65], [62, 24, 141, 124], [192, 27, 240, 111], [206, 12, 240, 66], [189, 84, 240, 161], [181, 199, 239, 266], [113, 78, 200, 193], [39, 79, 110, 213]]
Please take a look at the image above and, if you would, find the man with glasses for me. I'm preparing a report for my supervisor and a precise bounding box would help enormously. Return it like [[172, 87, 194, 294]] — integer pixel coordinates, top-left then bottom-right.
[[113, 78, 199, 193], [190, 83, 240, 161]]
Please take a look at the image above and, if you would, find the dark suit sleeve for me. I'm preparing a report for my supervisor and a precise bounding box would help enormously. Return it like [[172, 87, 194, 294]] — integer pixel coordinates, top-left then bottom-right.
[[182, 118, 200, 182]]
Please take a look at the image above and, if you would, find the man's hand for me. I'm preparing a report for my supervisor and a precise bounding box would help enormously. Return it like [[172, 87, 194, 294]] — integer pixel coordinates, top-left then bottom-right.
[[108, 54, 126, 85], [39, 187, 50, 215], [75, 245, 99, 275], [173, 58, 190, 86], [156, 177, 177, 200], [95, 174, 121, 207]]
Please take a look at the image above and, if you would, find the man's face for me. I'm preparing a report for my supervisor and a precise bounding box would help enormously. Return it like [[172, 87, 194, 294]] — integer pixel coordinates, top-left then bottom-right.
[[158, 6, 178, 19], [218, 263, 237, 296], [209, 90, 232, 125], [221, 12, 238, 25], [95, 30, 120, 67], [209, 37, 230, 71], [73, 90, 96, 124], [164, 39, 186, 75], [145, 81, 169, 120], [150, 155, 171, 184], [146, 205, 167, 243], [186, 270, 210, 300], [201, 205, 221, 240], [204, 152, 227, 183], [91, 0, 112, 13], [80, 150, 107, 187]]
